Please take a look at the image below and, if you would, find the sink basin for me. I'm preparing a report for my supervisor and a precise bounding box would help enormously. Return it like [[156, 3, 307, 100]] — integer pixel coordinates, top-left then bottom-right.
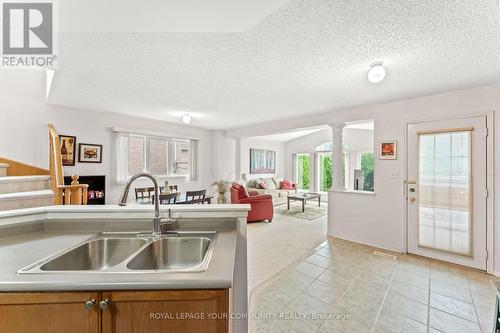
[[40, 238, 147, 271], [127, 237, 212, 271], [18, 231, 217, 274]]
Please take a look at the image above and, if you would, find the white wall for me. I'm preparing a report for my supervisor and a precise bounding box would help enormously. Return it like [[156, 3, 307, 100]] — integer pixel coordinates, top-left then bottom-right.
[[0, 69, 217, 203], [240, 138, 284, 180], [326, 84, 500, 275]]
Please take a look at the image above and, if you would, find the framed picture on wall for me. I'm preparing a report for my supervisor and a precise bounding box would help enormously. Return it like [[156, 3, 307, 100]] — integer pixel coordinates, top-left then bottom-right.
[[379, 141, 397, 160], [250, 148, 276, 174], [78, 143, 103, 163], [59, 135, 76, 166]]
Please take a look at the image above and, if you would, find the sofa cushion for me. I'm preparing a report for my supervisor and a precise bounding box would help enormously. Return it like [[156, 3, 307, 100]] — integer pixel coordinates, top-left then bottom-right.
[[273, 177, 284, 188], [262, 178, 276, 190], [280, 179, 294, 190]]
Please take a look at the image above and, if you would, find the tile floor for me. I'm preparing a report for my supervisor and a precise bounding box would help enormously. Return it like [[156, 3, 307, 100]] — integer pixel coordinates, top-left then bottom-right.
[[249, 237, 498, 333]]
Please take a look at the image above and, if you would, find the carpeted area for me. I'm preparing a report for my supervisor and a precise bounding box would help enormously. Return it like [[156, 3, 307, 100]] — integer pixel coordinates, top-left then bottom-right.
[[246, 204, 327, 293]]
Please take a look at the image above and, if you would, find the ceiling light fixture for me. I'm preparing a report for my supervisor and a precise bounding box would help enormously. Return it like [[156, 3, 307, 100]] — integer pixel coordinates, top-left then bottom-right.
[[182, 113, 192, 124], [367, 61, 386, 84]]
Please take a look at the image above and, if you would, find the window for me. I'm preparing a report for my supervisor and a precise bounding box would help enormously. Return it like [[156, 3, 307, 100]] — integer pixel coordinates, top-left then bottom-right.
[[115, 131, 197, 184], [317, 152, 333, 192], [360, 152, 374, 191], [295, 153, 310, 190]]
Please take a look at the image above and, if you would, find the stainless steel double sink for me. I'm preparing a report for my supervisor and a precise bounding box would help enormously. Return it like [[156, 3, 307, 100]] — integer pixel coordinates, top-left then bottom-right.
[[18, 231, 217, 274]]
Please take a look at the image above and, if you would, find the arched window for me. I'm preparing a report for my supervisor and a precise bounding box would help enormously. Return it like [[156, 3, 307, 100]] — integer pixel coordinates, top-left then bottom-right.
[[316, 142, 332, 152]]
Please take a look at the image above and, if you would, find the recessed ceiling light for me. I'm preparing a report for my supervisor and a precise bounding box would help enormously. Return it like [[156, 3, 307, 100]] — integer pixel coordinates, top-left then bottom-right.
[[367, 62, 386, 84], [182, 113, 192, 124]]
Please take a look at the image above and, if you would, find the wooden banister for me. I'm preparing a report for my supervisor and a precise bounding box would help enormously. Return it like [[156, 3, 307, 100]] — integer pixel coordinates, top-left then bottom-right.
[[48, 125, 89, 205], [0, 157, 49, 176]]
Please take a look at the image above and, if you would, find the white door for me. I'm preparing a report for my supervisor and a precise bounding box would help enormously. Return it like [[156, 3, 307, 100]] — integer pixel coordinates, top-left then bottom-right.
[[407, 116, 487, 270]]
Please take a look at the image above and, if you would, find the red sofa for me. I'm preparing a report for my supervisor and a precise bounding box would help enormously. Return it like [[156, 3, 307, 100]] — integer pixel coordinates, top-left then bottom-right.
[[230, 183, 273, 223]]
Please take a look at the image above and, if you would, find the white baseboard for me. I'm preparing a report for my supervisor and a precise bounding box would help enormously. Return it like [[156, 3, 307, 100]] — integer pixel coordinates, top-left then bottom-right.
[[328, 232, 404, 254]]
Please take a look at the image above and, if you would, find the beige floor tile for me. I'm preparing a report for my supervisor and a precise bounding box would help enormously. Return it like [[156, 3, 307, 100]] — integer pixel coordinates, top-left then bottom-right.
[[429, 308, 481, 333], [475, 305, 495, 333], [431, 269, 468, 288], [319, 316, 369, 333], [430, 292, 478, 322], [257, 279, 303, 307], [389, 280, 429, 305], [430, 279, 473, 303], [382, 292, 428, 324], [316, 269, 354, 290], [265, 318, 318, 333], [292, 261, 326, 279], [305, 253, 332, 268], [356, 272, 392, 291], [375, 308, 427, 333], [285, 292, 333, 327], [274, 269, 315, 291], [304, 279, 346, 306], [392, 269, 430, 290]]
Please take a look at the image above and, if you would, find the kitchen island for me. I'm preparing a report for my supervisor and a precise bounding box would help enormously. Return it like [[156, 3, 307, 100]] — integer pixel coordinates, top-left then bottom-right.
[[0, 204, 250, 333]]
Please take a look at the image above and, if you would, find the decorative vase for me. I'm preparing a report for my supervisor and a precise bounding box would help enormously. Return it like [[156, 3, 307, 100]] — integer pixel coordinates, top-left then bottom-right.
[[163, 181, 171, 194], [217, 193, 227, 204]]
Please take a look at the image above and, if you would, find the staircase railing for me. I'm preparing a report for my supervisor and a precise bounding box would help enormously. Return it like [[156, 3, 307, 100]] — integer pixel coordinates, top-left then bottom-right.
[[48, 124, 89, 205]]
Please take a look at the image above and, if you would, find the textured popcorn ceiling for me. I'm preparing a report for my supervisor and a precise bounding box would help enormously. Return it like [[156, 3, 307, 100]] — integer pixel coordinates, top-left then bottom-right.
[[48, 0, 500, 129]]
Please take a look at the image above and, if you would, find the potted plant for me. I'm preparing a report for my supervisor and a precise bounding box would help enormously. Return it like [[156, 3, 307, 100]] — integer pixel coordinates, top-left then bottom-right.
[[212, 179, 229, 204]]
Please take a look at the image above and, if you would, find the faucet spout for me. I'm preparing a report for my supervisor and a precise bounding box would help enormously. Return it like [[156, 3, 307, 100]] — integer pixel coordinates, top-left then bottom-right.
[[118, 172, 161, 236]]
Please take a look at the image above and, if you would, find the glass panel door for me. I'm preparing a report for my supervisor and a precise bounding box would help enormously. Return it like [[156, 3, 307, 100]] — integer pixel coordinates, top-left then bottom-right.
[[418, 130, 472, 256], [407, 116, 487, 270], [295, 154, 310, 190]]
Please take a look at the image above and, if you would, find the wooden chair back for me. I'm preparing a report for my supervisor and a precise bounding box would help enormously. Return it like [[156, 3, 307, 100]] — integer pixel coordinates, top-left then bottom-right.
[[158, 192, 179, 205], [185, 190, 206, 204], [135, 187, 155, 203], [169, 185, 178, 192]]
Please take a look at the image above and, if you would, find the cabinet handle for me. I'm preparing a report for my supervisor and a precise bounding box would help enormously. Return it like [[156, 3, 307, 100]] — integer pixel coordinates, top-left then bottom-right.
[[99, 299, 110, 310], [84, 299, 96, 310]]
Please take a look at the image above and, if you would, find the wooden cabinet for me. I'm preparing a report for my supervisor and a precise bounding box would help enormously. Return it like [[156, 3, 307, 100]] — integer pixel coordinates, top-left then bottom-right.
[[0, 291, 99, 333], [102, 290, 228, 333], [0, 289, 229, 333]]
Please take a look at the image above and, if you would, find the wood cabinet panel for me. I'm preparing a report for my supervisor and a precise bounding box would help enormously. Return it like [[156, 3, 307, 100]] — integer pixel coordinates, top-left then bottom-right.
[[101, 289, 229, 333], [0, 292, 99, 333]]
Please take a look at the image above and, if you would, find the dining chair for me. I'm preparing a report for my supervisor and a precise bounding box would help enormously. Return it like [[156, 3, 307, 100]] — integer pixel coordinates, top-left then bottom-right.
[[135, 187, 155, 203], [158, 192, 179, 205], [169, 185, 178, 192], [185, 190, 206, 204]]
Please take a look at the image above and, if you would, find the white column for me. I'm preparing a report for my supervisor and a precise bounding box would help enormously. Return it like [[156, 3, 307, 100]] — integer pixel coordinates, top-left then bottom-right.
[[330, 123, 345, 191], [234, 138, 242, 180]]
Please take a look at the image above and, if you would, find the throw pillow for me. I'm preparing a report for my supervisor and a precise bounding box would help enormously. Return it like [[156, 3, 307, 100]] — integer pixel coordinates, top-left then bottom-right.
[[280, 179, 294, 190], [272, 177, 284, 188], [263, 178, 277, 190], [237, 184, 249, 199], [259, 182, 267, 189]]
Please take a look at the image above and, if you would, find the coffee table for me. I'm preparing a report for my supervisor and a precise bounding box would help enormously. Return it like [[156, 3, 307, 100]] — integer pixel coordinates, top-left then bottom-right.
[[287, 192, 321, 212]]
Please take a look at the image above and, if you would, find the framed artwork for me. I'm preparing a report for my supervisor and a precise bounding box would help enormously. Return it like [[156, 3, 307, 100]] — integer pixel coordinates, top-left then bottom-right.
[[250, 148, 276, 174], [379, 141, 397, 160], [59, 135, 76, 166], [78, 143, 103, 163]]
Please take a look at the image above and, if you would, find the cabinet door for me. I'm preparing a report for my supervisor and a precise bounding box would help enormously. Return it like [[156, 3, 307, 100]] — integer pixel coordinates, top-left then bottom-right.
[[101, 289, 228, 333], [0, 291, 100, 333]]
